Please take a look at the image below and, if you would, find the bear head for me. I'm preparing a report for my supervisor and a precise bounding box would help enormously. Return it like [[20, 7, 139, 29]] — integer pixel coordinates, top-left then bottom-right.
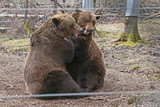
[[51, 14, 82, 38], [71, 9, 100, 36]]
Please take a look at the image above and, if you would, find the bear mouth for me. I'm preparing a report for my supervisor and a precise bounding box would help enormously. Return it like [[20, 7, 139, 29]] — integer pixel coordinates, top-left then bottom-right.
[[83, 30, 91, 35], [81, 30, 93, 37]]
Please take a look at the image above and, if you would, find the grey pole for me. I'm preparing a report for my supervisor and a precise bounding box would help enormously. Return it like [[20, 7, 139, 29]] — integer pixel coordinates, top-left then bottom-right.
[[125, 0, 139, 16], [82, 0, 94, 12], [24, 0, 28, 23]]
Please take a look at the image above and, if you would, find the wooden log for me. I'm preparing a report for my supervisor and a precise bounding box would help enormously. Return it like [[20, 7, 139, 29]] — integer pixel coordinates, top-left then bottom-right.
[[0, 27, 7, 33]]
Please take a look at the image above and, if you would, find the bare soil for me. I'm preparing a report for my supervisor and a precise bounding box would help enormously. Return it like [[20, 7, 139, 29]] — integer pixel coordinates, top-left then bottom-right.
[[0, 20, 160, 107]]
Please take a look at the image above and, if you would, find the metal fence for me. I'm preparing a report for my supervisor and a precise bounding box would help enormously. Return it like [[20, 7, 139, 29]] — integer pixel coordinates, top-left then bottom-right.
[[0, 1, 160, 106], [0, 7, 159, 35]]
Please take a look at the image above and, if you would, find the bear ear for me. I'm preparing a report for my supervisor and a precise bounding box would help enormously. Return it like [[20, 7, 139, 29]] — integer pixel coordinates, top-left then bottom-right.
[[71, 7, 81, 21], [57, 9, 65, 14], [75, 7, 81, 13], [52, 17, 60, 26], [95, 15, 101, 20]]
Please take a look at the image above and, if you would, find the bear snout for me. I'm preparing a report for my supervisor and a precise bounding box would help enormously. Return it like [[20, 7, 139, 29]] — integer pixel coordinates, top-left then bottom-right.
[[83, 27, 94, 35]]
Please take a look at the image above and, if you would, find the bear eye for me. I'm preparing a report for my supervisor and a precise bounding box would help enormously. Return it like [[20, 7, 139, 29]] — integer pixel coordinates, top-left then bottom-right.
[[85, 20, 89, 23]]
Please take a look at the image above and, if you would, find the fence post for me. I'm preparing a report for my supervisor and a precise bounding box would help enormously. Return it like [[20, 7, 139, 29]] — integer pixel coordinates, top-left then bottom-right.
[[125, 0, 139, 17], [24, 0, 28, 23], [82, 0, 94, 12], [54, 0, 58, 14]]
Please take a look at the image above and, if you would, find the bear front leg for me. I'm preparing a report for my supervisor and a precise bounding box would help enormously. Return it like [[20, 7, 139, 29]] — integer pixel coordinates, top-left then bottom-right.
[[43, 70, 82, 94], [77, 59, 106, 92]]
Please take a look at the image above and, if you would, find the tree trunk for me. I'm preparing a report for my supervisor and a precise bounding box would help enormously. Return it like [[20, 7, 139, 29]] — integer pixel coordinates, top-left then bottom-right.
[[117, 16, 141, 42]]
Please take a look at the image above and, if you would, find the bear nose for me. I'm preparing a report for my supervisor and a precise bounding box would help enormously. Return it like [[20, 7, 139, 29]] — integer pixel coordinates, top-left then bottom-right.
[[86, 28, 94, 32]]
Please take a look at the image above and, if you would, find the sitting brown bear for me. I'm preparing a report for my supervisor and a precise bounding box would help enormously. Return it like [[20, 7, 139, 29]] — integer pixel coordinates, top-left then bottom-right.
[[24, 14, 83, 96], [67, 10, 106, 92]]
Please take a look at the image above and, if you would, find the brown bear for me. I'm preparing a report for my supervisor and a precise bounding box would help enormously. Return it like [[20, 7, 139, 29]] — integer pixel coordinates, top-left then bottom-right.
[[24, 14, 83, 96], [66, 9, 106, 92]]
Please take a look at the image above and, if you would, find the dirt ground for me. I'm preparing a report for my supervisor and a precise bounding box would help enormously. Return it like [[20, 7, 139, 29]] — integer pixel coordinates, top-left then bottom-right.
[[0, 20, 160, 107]]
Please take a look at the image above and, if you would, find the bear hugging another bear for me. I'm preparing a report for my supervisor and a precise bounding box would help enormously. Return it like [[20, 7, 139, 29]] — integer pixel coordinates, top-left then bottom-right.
[[24, 14, 83, 95], [67, 9, 106, 92], [24, 10, 106, 98]]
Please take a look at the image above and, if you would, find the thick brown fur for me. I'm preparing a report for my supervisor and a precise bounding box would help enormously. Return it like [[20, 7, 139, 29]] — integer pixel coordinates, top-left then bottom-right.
[[24, 14, 83, 97], [67, 10, 106, 92]]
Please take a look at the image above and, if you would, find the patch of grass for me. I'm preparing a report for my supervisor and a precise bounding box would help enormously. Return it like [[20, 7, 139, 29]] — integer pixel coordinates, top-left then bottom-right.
[[1, 38, 30, 52], [114, 105, 119, 107], [133, 65, 141, 70], [115, 39, 150, 47], [95, 28, 122, 38], [128, 95, 149, 105], [127, 59, 140, 64], [150, 85, 155, 90], [155, 73, 160, 78], [115, 32, 151, 47], [24, 21, 35, 35], [122, 54, 128, 58], [95, 28, 110, 37], [152, 73, 160, 80], [128, 96, 140, 105], [136, 84, 139, 87], [128, 60, 137, 64], [0, 35, 12, 41]]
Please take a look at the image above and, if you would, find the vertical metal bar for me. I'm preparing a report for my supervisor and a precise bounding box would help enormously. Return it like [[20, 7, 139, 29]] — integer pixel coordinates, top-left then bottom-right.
[[24, 0, 28, 23], [82, 0, 94, 12], [126, 0, 139, 16], [54, 0, 58, 14]]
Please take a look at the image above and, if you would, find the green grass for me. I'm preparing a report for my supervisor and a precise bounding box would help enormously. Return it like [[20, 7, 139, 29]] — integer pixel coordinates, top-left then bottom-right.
[[155, 73, 160, 78], [1, 38, 30, 52], [152, 73, 160, 80], [150, 85, 155, 90], [122, 54, 128, 58], [133, 65, 141, 70], [128, 95, 147, 106], [128, 96, 138, 105]]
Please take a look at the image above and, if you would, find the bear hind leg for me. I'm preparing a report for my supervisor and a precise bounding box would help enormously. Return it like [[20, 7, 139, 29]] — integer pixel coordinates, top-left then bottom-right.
[[77, 59, 106, 92]]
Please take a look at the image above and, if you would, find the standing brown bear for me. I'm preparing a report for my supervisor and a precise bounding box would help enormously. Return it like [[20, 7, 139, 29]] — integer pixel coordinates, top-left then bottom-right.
[[67, 10, 106, 92], [24, 14, 83, 96]]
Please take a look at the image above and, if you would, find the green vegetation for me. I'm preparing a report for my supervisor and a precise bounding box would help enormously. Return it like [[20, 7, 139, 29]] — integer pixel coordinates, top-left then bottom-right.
[[155, 73, 160, 78], [95, 28, 110, 37], [0, 35, 12, 41], [128, 96, 140, 105], [24, 21, 35, 35], [128, 95, 147, 106], [132, 65, 141, 70], [136, 84, 139, 87], [127, 59, 140, 64], [122, 54, 128, 58], [152, 73, 160, 80], [1, 38, 30, 52], [150, 85, 155, 90], [128, 60, 137, 64], [115, 33, 150, 47]]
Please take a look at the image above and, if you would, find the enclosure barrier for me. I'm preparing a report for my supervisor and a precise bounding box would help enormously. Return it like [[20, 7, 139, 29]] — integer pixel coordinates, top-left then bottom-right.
[[0, 7, 160, 11], [0, 7, 160, 102], [0, 91, 160, 99]]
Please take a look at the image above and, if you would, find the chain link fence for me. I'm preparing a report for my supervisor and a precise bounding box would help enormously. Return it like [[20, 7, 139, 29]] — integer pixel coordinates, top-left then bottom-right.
[[0, 0, 160, 107], [0, 0, 159, 35]]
